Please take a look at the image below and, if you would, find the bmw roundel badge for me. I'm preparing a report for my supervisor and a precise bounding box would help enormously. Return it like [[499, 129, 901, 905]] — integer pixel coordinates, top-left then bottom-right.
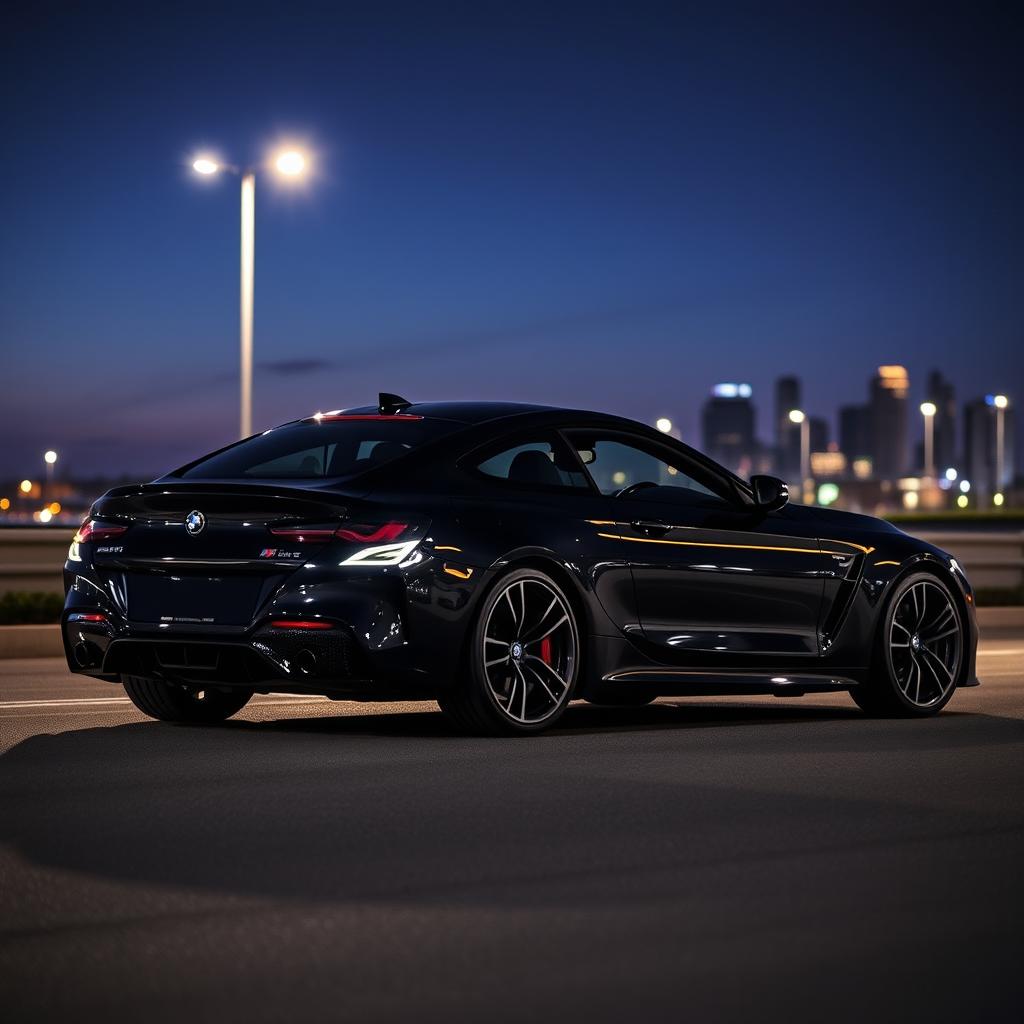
[[185, 510, 206, 536]]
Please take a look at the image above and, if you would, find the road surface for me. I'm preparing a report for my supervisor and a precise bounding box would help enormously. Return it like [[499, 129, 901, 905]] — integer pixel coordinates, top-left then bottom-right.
[[2, 633, 1022, 1022]]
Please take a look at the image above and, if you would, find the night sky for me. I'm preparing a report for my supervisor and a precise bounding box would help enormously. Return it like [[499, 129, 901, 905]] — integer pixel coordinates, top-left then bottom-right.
[[1, 2, 1021, 479]]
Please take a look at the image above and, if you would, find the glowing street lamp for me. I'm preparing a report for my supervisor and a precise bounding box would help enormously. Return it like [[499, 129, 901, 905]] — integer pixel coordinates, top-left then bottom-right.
[[655, 417, 673, 434], [919, 401, 936, 479], [188, 145, 311, 439], [19, 479, 33, 494]]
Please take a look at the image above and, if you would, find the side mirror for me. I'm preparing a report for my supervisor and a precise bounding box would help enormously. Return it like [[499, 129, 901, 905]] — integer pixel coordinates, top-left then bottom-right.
[[750, 474, 789, 512]]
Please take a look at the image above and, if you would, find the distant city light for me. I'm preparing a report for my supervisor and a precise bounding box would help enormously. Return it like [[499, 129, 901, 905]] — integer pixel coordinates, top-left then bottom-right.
[[19, 479, 32, 494], [944, 467, 958, 481], [713, 383, 752, 399], [852, 458, 872, 480], [993, 492, 1005, 507], [903, 491, 919, 510], [274, 149, 307, 177], [987, 394, 1009, 409], [919, 402, 936, 417], [611, 471, 627, 486], [957, 494, 969, 509], [788, 409, 805, 424], [43, 449, 57, 465], [48, 501, 61, 514], [959, 480, 971, 493], [0, 497, 9, 511], [817, 482, 840, 506], [192, 157, 219, 175], [38, 508, 52, 523], [655, 417, 673, 434]]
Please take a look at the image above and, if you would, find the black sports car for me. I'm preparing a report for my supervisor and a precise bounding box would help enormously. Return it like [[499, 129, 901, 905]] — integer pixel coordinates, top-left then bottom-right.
[[63, 394, 979, 734]]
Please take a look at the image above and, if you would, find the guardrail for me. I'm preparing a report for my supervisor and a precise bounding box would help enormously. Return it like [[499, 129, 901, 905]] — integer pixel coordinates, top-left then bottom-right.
[[1, 526, 1022, 596]]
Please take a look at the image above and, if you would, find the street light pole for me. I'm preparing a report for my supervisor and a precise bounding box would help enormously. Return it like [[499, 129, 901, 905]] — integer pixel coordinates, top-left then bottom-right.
[[789, 409, 810, 503], [190, 148, 309, 440], [240, 171, 255, 439], [920, 402, 936, 479], [993, 394, 1008, 498]]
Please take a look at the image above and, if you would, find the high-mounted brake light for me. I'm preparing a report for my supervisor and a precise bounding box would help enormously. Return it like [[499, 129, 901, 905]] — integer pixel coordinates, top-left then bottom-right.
[[317, 414, 423, 422], [73, 520, 128, 544], [270, 619, 334, 630]]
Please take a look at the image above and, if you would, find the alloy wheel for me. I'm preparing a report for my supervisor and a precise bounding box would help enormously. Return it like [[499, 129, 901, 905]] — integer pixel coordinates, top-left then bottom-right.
[[888, 579, 962, 708], [482, 577, 577, 724]]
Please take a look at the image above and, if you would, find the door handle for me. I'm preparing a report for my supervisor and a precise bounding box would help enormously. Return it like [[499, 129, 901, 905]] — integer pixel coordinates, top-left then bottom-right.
[[631, 520, 672, 537]]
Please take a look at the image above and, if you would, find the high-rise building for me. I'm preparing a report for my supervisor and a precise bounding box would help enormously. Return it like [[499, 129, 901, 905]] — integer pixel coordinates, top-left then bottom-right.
[[926, 369, 957, 474], [869, 365, 909, 480], [963, 396, 1016, 497], [774, 376, 801, 478], [839, 404, 871, 465], [809, 416, 830, 454], [702, 383, 756, 475]]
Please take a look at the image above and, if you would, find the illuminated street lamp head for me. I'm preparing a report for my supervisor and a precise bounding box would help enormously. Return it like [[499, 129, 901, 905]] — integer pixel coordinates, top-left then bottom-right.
[[192, 157, 219, 175], [19, 479, 32, 494], [993, 394, 1009, 409], [655, 417, 672, 434], [920, 402, 937, 417], [44, 450, 57, 465], [788, 409, 805, 424], [274, 149, 307, 178]]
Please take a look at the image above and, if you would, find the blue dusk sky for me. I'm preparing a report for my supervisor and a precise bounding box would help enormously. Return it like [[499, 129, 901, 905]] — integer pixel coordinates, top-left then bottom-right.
[[1, 1, 1021, 479]]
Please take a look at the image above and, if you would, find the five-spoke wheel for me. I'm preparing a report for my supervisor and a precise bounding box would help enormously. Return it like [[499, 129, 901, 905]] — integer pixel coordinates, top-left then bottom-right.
[[440, 568, 580, 734]]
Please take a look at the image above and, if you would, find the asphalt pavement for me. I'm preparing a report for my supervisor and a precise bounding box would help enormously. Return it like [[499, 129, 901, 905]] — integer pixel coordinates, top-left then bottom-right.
[[2, 634, 1022, 1023]]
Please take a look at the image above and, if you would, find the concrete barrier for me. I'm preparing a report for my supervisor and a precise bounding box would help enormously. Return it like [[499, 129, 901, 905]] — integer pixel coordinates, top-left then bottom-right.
[[0, 529, 70, 596]]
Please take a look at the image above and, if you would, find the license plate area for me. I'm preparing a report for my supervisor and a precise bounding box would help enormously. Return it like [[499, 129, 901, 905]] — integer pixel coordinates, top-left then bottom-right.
[[127, 573, 266, 626]]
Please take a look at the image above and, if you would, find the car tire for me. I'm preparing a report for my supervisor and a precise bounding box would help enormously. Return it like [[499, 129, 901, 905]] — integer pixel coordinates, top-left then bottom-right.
[[440, 567, 580, 736], [122, 675, 253, 723], [851, 571, 963, 718]]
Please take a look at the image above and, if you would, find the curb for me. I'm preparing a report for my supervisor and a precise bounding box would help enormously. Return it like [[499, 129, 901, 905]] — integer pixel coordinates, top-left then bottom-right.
[[2, 605, 1023, 661]]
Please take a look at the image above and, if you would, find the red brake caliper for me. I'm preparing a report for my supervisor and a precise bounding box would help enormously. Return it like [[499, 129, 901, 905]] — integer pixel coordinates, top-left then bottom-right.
[[540, 635, 553, 665]]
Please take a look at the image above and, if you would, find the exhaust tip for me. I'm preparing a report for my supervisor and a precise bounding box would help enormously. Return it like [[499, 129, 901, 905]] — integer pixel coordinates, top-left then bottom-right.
[[73, 642, 95, 668], [294, 649, 317, 676]]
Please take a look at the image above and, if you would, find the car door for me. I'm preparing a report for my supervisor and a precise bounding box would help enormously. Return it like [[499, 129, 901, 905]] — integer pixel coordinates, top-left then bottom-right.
[[562, 429, 829, 657], [452, 432, 643, 639]]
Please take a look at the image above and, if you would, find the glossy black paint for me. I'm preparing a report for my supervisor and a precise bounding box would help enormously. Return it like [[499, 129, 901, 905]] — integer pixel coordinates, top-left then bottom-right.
[[62, 401, 979, 702]]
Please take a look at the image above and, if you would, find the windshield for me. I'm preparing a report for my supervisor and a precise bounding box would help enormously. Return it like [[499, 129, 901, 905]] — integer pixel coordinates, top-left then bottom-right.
[[175, 417, 462, 480]]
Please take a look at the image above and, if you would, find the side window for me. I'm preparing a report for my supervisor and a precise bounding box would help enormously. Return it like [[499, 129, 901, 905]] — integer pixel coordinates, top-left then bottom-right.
[[475, 440, 589, 491], [568, 434, 729, 505]]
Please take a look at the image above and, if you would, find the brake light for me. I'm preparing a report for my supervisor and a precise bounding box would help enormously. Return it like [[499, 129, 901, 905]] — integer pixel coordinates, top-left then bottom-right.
[[335, 522, 407, 542], [270, 619, 334, 630], [317, 414, 423, 421], [74, 520, 128, 544]]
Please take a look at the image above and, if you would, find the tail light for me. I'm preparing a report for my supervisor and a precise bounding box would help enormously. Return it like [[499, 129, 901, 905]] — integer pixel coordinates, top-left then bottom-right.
[[270, 619, 334, 630], [74, 520, 129, 544], [68, 612, 107, 623], [268, 521, 408, 543]]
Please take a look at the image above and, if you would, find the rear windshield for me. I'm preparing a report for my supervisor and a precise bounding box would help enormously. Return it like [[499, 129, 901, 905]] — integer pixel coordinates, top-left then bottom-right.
[[175, 418, 462, 480]]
